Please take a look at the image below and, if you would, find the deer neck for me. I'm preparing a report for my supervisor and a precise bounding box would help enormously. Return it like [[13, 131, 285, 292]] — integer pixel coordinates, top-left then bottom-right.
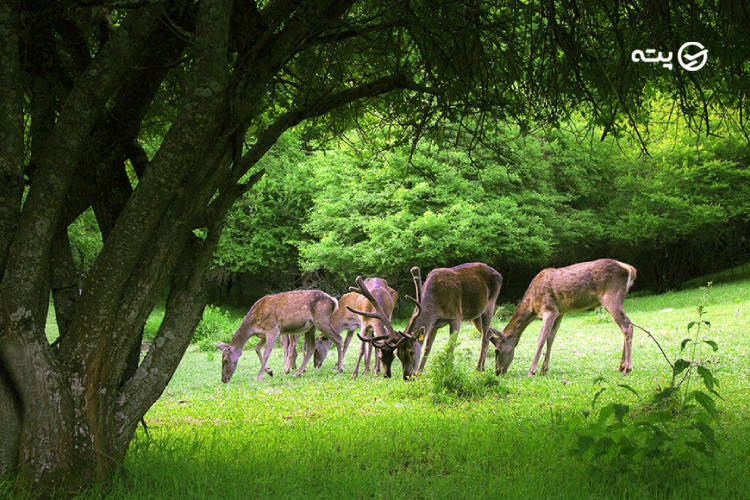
[[501, 306, 535, 346], [229, 316, 256, 352]]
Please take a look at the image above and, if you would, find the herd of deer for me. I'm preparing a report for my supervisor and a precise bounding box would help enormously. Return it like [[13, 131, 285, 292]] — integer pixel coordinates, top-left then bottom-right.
[[217, 258, 637, 383]]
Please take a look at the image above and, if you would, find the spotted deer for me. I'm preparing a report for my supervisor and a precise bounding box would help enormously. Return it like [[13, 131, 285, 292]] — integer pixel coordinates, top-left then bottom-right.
[[489, 259, 637, 377], [216, 290, 343, 382]]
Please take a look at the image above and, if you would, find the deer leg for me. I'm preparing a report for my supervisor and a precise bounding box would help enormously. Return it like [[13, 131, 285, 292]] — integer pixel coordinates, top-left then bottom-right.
[[473, 311, 493, 372], [258, 331, 280, 381], [294, 328, 317, 377], [365, 341, 373, 374], [254, 336, 274, 376], [342, 329, 355, 359], [540, 315, 563, 375], [603, 304, 634, 375], [290, 334, 299, 371], [282, 334, 299, 375], [316, 321, 344, 373], [417, 326, 440, 374], [447, 320, 461, 355], [528, 312, 558, 377], [352, 340, 366, 380], [373, 345, 381, 376], [362, 326, 374, 374]]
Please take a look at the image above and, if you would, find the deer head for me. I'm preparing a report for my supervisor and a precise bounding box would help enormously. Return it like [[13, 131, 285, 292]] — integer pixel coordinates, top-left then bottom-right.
[[216, 341, 241, 383], [348, 268, 424, 380]]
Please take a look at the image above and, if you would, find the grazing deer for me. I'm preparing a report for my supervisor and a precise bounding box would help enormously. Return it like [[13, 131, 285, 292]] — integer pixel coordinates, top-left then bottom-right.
[[489, 259, 637, 377], [315, 280, 399, 378], [351, 278, 398, 378], [216, 290, 344, 382], [351, 263, 503, 380]]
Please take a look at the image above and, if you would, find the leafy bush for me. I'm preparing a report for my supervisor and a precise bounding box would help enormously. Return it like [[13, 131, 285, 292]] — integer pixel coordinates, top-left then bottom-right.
[[429, 338, 506, 404], [194, 305, 238, 352], [568, 303, 721, 496]]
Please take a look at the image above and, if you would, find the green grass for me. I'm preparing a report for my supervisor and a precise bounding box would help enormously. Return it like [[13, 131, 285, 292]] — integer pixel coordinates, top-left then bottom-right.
[[28, 278, 750, 499]]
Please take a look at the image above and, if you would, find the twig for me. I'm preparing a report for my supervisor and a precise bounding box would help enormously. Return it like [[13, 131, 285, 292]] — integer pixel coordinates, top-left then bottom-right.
[[633, 323, 673, 369]]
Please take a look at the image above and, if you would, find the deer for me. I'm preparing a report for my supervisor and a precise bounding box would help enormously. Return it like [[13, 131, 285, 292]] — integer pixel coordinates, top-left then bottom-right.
[[314, 279, 399, 379], [489, 258, 637, 377], [350, 278, 398, 378], [350, 262, 503, 380], [216, 290, 344, 382]]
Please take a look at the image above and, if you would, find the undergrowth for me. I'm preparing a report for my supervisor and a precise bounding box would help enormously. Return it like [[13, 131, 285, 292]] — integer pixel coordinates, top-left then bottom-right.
[[569, 295, 722, 497], [429, 336, 508, 404]]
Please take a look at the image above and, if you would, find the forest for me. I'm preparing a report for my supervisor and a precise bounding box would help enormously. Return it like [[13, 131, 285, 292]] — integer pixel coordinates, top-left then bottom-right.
[[198, 112, 750, 303], [66, 109, 750, 306]]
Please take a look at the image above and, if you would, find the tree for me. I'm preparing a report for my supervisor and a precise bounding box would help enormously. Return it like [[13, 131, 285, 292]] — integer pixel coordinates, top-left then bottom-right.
[[1, 0, 748, 496]]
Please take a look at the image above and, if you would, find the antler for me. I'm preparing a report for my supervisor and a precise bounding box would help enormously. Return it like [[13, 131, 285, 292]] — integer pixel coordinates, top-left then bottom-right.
[[404, 266, 423, 318], [356, 331, 394, 349], [410, 267, 422, 302], [347, 276, 399, 338]]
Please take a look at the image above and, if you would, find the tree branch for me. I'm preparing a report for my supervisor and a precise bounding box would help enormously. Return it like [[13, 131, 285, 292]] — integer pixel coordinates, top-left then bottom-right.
[[234, 72, 413, 179]]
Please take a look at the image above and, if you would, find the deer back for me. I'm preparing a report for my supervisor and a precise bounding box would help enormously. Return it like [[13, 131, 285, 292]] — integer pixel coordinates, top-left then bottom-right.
[[250, 289, 337, 334], [412, 262, 503, 332], [526, 259, 636, 315], [330, 292, 362, 334]]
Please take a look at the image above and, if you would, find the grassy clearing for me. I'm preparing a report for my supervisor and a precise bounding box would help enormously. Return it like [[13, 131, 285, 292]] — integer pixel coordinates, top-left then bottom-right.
[[25, 278, 750, 499]]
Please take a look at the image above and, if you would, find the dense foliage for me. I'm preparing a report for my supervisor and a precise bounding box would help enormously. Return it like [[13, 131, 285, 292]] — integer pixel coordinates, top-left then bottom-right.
[[213, 115, 750, 298]]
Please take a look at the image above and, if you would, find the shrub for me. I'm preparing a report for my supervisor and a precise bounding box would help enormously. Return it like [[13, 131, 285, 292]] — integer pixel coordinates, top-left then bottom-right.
[[569, 302, 721, 496], [429, 338, 506, 404], [194, 305, 237, 352]]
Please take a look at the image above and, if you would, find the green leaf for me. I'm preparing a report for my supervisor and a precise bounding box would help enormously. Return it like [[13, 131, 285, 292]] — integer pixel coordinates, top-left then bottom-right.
[[613, 403, 630, 423], [597, 403, 615, 425], [688, 390, 719, 419], [703, 339, 719, 352], [652, 387, 678, 404], [644, 409, 673, 424], [692, 421, 717, 447], [686, 440, 712, 457], [591, 387, 607, 408], [680, 338, 692, 351], [696, 365, 717, 392], [673, 358, 691, 377], [576, 435, 597, 453], [617, 383, 640, 397]]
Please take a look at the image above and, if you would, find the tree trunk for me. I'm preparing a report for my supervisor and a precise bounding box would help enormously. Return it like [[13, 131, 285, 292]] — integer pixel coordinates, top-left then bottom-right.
[[0, 0, 418, 495]]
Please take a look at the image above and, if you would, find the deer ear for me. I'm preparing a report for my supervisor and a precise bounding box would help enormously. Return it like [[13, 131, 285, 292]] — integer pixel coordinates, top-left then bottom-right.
[[215, 342, 231, 351], [489, 335, 499, 347]]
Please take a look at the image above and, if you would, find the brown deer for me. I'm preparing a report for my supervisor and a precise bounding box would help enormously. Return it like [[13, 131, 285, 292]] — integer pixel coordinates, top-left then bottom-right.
[[216, 290, 343, 382], [315, 279, 399, 378], [489, 259, 637, 377], [350, 278, 398, 378], [351, 263, 503, 380]]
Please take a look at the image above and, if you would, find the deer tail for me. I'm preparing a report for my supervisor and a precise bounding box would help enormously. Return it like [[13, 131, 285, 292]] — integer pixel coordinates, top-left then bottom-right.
[[616, 261, 637, 291]]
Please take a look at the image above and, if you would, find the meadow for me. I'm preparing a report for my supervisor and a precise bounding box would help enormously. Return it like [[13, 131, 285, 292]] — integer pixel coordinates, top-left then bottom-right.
[[30, 274, 750, 499]]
